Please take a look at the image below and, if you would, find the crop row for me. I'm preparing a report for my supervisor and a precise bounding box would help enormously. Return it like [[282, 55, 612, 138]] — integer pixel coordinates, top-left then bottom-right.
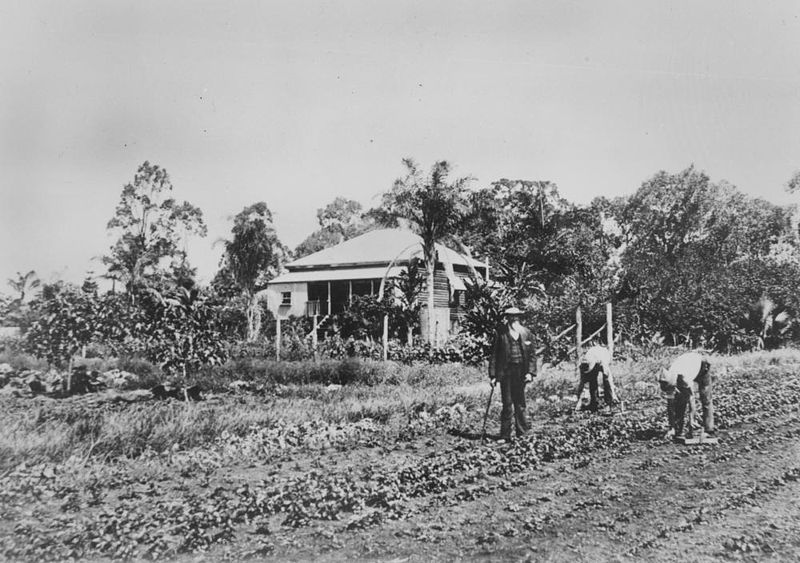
[[2, 366, 799, 560]]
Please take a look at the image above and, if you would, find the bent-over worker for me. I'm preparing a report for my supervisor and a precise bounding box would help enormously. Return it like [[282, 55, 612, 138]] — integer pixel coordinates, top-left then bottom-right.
[[659, 352, 715, 440], [576, 345, 620, 412]]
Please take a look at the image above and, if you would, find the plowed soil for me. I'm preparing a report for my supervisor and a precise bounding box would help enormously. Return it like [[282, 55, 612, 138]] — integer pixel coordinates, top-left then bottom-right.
[[3, 359, 800, 562], [193, 386, 800, 561]]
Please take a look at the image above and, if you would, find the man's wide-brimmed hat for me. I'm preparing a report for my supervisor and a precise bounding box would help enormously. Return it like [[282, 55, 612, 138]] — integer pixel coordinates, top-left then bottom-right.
[[503, 306, 524, 316]]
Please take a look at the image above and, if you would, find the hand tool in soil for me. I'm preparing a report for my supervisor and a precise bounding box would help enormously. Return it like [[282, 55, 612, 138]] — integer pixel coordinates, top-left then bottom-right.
[[481, 381, 495, 443]]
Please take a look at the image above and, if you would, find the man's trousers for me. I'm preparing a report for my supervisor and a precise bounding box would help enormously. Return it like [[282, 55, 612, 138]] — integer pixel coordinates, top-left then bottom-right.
[[499, 364, 530, 440], [583, 367, 616, 411], [672, 370, 715, 436]]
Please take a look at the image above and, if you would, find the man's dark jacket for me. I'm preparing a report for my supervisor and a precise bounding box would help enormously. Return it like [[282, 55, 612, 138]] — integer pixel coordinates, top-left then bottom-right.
[[489, 324, 535, 380]]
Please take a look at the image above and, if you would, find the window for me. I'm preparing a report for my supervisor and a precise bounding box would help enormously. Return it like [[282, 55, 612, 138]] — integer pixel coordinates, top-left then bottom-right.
[[281, 292, 292, 306]]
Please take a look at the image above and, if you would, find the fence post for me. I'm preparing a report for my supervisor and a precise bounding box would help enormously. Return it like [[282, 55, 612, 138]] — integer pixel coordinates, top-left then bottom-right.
[[382, 314, 389, 361], [275, 316, 281, 361], [575, 305, 583, 378], [606, 302, 614, 357], [312, 314, 319, 362]]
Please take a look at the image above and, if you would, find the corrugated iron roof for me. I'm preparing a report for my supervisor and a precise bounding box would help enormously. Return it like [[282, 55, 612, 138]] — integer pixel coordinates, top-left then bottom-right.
[[286, 228, 487, 270]]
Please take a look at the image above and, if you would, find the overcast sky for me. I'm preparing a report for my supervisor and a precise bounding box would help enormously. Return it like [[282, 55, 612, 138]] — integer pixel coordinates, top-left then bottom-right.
[[2, 1, 799, 289]]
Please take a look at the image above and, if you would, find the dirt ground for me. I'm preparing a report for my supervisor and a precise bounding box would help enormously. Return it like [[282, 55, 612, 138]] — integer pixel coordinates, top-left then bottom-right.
[[3, 361, 800, 562], [183, 407, 800, 561]]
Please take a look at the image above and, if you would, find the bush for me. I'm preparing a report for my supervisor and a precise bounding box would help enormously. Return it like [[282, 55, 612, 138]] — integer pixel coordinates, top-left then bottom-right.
[[387, 333, 487, 366], [227, 339, 275, 361], [317, 335, 383, 360], [24, 283, 99, 368]]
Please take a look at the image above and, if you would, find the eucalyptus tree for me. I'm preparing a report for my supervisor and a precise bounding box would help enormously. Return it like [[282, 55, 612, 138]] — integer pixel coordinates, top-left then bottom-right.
[[294, 197, 374, 258], [104, 161, 207, 295], [220, 202, 287, 341]]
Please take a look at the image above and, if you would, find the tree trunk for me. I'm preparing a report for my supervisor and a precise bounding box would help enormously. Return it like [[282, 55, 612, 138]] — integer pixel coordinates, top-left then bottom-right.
[[246, 292, 261, 342], [407, 322, 413, 346]]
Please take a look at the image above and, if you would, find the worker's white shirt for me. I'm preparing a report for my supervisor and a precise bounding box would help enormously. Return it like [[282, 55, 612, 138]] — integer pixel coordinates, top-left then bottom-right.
[[662, 352, 703, 388], [582, 345, 611, 372]]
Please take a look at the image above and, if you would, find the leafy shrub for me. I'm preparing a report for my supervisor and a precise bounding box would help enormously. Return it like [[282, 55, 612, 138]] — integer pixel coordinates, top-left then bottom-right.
[[226, 338, 277, 361], [318, 335, 383, 360], [461, 277, 513, 346], [334, 295, 392, 341], [24, 283, 99, 368], [136, 287, 228, 378], [386, 333, 487, 366]]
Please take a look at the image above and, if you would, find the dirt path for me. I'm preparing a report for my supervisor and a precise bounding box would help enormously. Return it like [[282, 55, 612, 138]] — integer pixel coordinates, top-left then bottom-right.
[[194, 408, 800, 562]]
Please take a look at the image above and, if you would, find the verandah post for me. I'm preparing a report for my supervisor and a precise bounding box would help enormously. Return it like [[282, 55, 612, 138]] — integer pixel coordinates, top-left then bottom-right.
[[606, 302, 614, 357]]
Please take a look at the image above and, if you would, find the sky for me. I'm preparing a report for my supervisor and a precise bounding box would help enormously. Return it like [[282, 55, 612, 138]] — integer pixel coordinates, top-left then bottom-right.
[[2, 1, 800, 290]]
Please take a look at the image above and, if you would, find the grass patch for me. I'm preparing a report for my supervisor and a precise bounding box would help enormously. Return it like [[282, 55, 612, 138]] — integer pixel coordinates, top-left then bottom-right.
[[0, 362, 484, 468], [4, 348, 797, 470]]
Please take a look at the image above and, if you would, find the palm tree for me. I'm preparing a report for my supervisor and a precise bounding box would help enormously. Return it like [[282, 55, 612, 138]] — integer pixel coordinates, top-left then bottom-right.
[[7, 270, 40, 302], [379, 159, 472, 345]]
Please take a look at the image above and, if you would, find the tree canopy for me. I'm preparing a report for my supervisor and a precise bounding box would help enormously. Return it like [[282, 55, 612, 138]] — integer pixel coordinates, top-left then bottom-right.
[[294, 197, 374, 258], [103, 161, 207, 294], [218, 202, 287, 341]]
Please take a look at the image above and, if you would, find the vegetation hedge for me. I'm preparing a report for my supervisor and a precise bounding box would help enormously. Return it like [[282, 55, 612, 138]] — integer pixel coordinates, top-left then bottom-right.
[[202, 358, 483, 391]]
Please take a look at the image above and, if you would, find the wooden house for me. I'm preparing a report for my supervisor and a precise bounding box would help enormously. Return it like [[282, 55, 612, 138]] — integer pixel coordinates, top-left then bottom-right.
[[263, 228, 488, 343]]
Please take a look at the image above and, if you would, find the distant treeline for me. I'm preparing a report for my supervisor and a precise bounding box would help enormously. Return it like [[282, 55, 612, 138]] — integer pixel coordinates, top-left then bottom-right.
[[3, 161, 800, 376]]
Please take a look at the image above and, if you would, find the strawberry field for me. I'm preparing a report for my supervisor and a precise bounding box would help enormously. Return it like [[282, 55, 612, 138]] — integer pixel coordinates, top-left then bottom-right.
[[1, 351, 800, 561]]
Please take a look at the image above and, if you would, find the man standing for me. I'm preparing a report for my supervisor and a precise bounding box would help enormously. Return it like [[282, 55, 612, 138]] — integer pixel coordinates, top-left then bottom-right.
[[489, 307, 536, 442], [659, 352, 715, 440], [576, 345, 620, 412]]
